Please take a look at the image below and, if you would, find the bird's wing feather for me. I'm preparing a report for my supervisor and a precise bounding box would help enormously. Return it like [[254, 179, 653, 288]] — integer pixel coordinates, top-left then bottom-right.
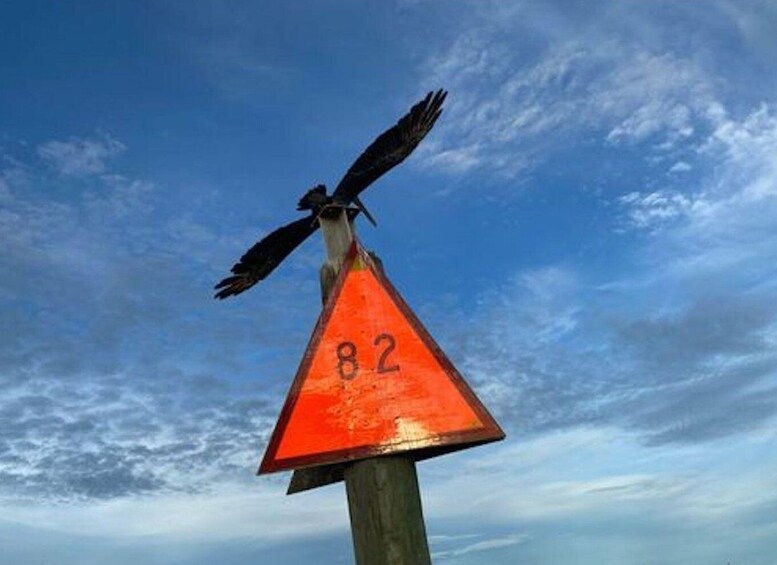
[[214, 216, 318, 299], [332, 89, 446, 203]]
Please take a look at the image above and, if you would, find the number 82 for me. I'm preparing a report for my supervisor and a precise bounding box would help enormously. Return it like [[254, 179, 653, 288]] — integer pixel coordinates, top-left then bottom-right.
[[335, 333, 399, 380]]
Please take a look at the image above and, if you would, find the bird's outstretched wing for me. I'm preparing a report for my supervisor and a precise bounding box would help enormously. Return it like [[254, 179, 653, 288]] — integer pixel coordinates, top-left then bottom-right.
[[214, 216, 318, 299], [332, 89, 447, 204]]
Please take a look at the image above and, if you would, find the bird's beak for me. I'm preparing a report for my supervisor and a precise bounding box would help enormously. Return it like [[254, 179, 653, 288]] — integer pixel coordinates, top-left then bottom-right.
[[353, 196, 378, 227]]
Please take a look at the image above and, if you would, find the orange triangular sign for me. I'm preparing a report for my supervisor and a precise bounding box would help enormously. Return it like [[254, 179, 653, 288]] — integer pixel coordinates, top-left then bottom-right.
[[259, 241, 504, 474]]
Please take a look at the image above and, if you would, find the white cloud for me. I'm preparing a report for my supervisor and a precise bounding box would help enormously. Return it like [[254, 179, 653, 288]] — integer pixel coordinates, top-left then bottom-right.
[[421, 427, 777, 528], [700, 104, 777, 201], [419, 142, 484, 175], [668, 161, 692, 173], [617, 103, 777, 286], [432, 533, 529, 560], [422, 30, 716, 179], [2, 481, 348, 543], [619, 190, 697, 229], [37, 134, 126, 177], [615, 100, 777, 238]]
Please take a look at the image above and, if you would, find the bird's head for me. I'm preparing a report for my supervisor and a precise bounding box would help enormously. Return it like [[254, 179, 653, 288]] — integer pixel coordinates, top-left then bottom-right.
[[297, 184, 330, 211]]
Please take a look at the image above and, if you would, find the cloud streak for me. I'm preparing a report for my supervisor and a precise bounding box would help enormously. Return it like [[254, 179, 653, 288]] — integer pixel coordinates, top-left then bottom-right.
[[432, 533, 528, 560], [37, 135, 126, 177]]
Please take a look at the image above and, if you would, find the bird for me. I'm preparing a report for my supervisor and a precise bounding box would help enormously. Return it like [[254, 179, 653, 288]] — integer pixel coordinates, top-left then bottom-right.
[[214, 89, 447, 300]]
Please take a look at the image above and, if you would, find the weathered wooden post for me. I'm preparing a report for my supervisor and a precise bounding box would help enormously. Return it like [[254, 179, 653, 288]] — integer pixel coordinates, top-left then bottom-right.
[[345, 456, 430, 564]]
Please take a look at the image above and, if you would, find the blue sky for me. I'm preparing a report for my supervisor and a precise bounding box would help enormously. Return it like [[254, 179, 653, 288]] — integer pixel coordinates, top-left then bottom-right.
[[2, 1, 776, 563]]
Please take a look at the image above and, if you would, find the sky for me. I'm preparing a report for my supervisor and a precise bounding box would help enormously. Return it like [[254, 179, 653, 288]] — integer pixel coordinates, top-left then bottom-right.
[[1, 1, 776, 563]]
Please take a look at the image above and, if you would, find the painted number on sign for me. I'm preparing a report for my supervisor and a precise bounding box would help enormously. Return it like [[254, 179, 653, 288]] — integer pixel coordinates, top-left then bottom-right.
[[335, 333, 400, 380]]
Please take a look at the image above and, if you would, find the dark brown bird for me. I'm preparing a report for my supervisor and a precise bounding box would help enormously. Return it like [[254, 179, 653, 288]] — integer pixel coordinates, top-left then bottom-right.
[[214, 89, 447, 299]]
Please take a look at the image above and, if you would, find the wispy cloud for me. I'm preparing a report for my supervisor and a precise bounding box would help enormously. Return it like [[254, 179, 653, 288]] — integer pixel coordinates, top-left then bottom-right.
[[618, 102, 777, 233], [432, 533, 528, 560], [619, 189, 697, 230], [0, 372, 277, 501], [421, 427, 777, 528], [2, 481, 348, 543], [420, 29, 716, 179], [37, 134, 126, 177]]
